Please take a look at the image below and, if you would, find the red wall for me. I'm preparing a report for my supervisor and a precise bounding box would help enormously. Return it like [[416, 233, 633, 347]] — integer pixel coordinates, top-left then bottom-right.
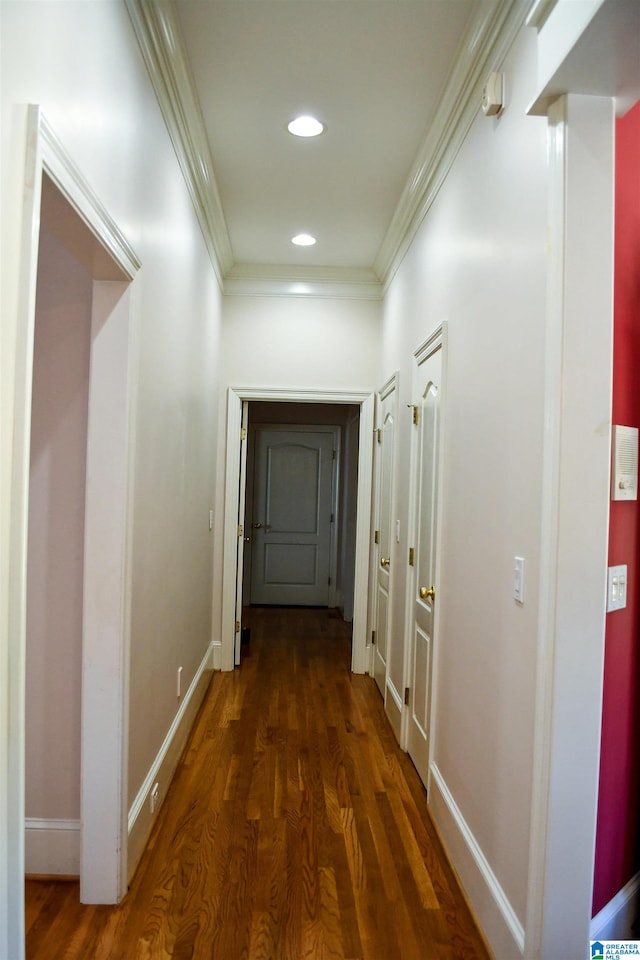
[[593, 99, 640, 916]]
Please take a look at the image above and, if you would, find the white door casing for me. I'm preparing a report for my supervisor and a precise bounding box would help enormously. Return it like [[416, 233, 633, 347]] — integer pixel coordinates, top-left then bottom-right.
[[372, 375, 398, 698], [404, 328, 445, 788], [221, 388, 374, 674], [249, 425, 337, 607], [6, 107, 140, 956], [234, 401, 249, 665]]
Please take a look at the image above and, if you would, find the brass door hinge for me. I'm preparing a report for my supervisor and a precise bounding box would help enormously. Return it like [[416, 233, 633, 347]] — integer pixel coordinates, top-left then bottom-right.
[[371, 630, 376, 646], [408, 404, 419, 426], [377, 428, 382, 444], [404, 686, 410, 705], [374, 530, 380, 545], [241, 427, 247, 440], [408, 547, 415, 566], [238, 524, 243, 537], [235, 621, 240, 633]]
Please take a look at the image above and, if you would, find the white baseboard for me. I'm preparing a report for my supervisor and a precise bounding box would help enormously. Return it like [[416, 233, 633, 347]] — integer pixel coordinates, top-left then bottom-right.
[[25, 818, 80, 876], [429, 762, 525, 959], [591, 872, 640, 941], [212, 639, 223, 671], [127, 641, 214, 880], [385, 678, 403, 743]]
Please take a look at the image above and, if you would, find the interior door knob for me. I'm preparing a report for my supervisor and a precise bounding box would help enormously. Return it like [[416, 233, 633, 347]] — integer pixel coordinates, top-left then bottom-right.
[[420, 585, 436, 600], [380, 557, 390, 568], [252, 522, 264, 529]]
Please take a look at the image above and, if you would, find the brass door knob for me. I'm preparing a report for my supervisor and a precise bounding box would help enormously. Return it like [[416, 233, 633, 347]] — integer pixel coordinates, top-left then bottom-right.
[[380, 557, 390, 568], [420, 585, 436, 600]]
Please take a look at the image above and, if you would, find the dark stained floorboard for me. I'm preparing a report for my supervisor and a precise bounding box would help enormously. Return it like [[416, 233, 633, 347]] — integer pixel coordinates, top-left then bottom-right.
[[26, 606, 492, 960]]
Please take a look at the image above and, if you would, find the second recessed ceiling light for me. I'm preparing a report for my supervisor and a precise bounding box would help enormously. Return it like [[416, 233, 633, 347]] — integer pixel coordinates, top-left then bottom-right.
[[287, 115, 325, 138], [291, 233, 316, 246]]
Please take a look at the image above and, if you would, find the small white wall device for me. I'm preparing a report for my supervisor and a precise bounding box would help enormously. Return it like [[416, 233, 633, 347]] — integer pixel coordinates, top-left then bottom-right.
[[611, 425, 638, 501], [482, 71, 504, 116]]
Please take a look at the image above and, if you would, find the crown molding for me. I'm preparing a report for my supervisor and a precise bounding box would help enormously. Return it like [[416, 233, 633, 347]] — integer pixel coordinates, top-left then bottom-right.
[[375, 0, 531, 291], [40, 114, 141, 280], [224, 263, 382, 300], [525, 0, 558, 31], [126, 0, 531, 299], [124, 0, 234, 284]]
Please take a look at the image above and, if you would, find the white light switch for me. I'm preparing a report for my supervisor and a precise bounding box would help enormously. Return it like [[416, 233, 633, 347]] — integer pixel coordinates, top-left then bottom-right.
[[607, 564, 627, 612], [513, 556, 525, 604]]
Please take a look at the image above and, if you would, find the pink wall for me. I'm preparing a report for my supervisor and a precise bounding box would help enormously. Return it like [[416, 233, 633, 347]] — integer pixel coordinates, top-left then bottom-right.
[[593, 99, 640, 915], [26, 227, 92, 821]]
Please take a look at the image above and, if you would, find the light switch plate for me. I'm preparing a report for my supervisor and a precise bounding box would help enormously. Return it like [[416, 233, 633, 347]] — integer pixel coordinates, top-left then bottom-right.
[[607, 564, 627, 612], [513, 556, 525, 604]]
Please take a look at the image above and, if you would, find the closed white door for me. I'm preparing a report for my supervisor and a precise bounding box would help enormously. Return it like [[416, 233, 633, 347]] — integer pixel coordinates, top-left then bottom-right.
[[372, 377, 396, 697], [406, 334, 442, 786], [250, 426, 335, 606]]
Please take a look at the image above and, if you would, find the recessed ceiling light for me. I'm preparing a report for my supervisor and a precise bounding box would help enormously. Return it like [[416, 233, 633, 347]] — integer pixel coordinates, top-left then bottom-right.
[[287, 115, 325, 138], [291, 233, 316, 246]]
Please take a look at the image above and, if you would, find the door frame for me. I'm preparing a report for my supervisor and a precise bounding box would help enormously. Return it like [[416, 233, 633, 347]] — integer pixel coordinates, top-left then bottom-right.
[[7, 106, 140, 938], [221, 387, 375, 674], [401, 324, 447, 788], [370, 372, 398, 697]]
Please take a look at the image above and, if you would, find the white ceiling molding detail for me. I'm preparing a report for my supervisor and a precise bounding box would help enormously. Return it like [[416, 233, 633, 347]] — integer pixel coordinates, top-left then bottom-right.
[[375, 0, 530, 290], [41, 115, 141, 281], [126, 0, 529, 298], [224, 263, 382, 301], [124, 0, 234, 284], [525, 0, 559, 31]]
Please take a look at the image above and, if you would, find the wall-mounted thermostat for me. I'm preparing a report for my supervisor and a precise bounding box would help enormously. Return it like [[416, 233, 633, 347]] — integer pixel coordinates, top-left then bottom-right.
[[611, 424, 638, 501]]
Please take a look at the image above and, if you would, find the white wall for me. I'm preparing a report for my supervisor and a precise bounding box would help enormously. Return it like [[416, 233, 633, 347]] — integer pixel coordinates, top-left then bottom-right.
[[220, 295, 381, 390], [1, 1, 222, 947], [215, 294, 381, 639], [381, 27, 548, 954]]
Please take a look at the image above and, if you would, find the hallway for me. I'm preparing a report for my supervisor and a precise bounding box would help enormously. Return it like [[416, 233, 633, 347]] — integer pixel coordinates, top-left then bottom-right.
[[25, 607, 490, 960]]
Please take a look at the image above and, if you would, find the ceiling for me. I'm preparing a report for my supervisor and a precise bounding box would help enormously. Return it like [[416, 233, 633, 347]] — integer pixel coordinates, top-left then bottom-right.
[[129, 0, 527, 292]]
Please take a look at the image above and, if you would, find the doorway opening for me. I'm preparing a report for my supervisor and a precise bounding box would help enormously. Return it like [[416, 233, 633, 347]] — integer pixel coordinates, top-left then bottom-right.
[[24, 171, 135, 905], [11, 109, 140, 928], [242, 402, 359, 616], [221, 388, 375, 675]]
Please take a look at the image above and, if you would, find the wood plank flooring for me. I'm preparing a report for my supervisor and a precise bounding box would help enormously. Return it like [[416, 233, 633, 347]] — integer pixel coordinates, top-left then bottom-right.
[[25, 606, 491, 960]]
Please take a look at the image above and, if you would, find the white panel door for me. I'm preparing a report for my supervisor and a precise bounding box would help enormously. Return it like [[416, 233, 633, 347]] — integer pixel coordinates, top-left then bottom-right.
[[373, 378, 396, 697], [406, 335, 442, 787], [250, 427, 334, 605]]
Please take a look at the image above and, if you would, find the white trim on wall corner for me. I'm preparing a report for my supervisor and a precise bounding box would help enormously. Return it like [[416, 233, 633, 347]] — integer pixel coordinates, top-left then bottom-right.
[[591, 872, 640, 942], [25, 819, 80, 876], [429, 763, 525, 958]]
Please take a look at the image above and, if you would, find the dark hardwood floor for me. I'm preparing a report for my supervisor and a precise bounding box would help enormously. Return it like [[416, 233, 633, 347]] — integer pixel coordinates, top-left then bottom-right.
[[25, 606, 491, 959]]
